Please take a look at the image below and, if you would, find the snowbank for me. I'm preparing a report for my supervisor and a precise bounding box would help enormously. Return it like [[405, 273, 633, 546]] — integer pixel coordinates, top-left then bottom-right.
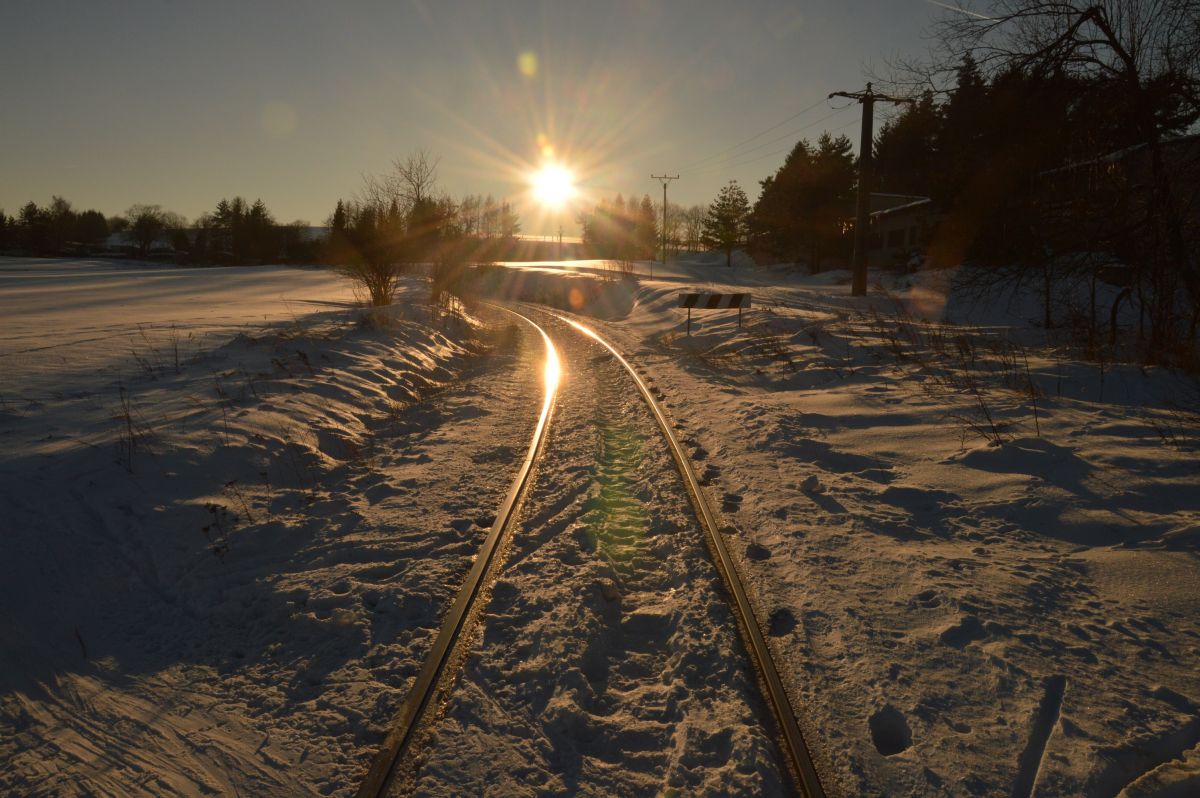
[[0, 260, 544, 795]]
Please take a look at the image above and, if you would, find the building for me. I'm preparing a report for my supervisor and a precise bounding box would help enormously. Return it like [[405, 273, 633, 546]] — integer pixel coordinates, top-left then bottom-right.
[[866, 196, 940, 269]]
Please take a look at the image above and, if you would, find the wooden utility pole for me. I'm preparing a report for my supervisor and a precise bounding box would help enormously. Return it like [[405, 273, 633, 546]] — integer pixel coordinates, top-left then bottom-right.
[[829, 83, 910, 296], [650, 173, 678, 279]]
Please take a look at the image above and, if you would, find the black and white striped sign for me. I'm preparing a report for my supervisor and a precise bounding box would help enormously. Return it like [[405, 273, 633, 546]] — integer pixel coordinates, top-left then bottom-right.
[[678, 292, 752, 309]]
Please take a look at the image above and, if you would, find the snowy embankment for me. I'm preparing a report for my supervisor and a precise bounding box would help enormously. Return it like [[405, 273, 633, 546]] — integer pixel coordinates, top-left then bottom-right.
[[583, 259, 1200, 796], [0, 258, 542, 795]]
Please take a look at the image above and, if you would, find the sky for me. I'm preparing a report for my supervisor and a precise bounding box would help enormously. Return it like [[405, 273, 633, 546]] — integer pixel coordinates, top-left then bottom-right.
[[1, 1, 946, 235]]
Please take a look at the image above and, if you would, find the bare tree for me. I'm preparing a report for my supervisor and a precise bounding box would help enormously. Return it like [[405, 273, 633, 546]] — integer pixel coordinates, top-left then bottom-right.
[[341, 150, 458, 307], [126, 204, 166, 255], [392, 149, 440, 206], [360, 149, 443, 215], [682, 204, 706, 251]]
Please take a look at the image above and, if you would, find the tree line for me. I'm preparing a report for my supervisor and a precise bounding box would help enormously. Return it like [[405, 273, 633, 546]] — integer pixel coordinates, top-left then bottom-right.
[[872, 0, 1199, 364], [5, 1, 1193, 362], [0, 197, 121, 255], [0, 194, 322, 264], [576, 188, 761, 269], [683, 2, 1198, 364]]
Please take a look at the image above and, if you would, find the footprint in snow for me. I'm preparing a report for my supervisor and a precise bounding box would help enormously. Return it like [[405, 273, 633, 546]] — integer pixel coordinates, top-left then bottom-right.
[[768, 608, 797, 636], [913, 589, 942, 608], [939, 615, 987, 648], [746, 542, 771, 561], [869, 705, 913, 756]]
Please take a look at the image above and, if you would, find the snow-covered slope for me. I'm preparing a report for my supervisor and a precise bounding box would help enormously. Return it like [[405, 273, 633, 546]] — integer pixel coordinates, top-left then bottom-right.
[[0, 259, 545, 795]]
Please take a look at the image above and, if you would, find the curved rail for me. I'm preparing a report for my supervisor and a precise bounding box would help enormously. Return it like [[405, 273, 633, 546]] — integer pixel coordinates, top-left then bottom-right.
[[555, 313, 827, 798], [356, 306, 561, 798]]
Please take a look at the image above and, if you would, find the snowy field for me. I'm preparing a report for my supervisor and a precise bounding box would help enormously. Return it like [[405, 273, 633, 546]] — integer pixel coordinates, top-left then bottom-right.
[[2, 255, 1198, 796], [0, 258, 357, 401]]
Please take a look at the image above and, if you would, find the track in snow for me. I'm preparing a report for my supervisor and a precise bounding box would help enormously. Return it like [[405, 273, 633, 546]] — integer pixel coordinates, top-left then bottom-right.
[[358, 306, 560, 796], [361, 306, 825, 797]]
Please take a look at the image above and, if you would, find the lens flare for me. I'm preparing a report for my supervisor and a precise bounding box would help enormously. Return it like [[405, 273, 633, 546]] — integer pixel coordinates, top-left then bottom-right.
[[517, 50, 538, 78], [531, 162, 576, 208]]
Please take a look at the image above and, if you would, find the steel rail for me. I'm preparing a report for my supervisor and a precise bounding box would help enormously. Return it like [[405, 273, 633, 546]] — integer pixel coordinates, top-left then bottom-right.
[[555, 313, 827, 798], [356, 306, 560, 798]]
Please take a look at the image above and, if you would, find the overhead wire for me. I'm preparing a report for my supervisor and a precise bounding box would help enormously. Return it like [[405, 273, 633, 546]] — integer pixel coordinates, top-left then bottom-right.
[[676, 96, 832, 171], [685, 107, 860, 177], [681, 105, 859, 174]]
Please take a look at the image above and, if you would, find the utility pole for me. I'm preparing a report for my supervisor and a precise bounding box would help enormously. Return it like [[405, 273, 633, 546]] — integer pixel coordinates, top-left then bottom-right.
[[650, 173, 678, 279], [829, 82, 911, 296]]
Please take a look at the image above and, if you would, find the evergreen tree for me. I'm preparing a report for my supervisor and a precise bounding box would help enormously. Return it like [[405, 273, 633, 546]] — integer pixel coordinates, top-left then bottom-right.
[[229, 197, 248, 259], [702, 181, 750, 268], [579, 193, 641, 259], [18, 201, 51, 253], [482, 195, 498, 238], [873, 91, 939, 196], [748, 133, 854, 270], [748, 139, 813, 263], [47, 196, 75, 252], [498, 201, 520, 238], [934, 55, 988, 203], [244, 198, 276, 261], [328, 199, 351, 264], [635, 194, 658, 260], [74, 210, 109, 248], [211, 199, 234, 254]]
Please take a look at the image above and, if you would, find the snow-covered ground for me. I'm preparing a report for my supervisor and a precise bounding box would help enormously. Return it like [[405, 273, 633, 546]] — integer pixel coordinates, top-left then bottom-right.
[[0, 258, 543, 795], [583, 259, 1200, 796], [410, 312, 786, 796], [2, 255, 1198, 796]]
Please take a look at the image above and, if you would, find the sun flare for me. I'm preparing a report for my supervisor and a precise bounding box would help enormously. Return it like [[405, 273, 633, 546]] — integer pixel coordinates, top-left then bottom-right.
[[530, 162, 576, 209]]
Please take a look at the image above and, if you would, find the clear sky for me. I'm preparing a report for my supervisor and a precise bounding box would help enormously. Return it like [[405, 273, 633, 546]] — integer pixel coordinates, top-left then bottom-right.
[[1, 1, 944, 234]]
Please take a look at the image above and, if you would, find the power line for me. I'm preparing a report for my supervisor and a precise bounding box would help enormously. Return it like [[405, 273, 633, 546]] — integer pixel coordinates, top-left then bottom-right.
[[685, 108, 858, 177], [828, 82, 913, 297], [686, 106, 855, 173], [677, 96, 832, 171], [649, 173, 679, 277]]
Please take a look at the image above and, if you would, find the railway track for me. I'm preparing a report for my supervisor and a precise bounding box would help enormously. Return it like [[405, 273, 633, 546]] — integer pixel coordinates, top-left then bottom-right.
[[358, 304, 826, 797]]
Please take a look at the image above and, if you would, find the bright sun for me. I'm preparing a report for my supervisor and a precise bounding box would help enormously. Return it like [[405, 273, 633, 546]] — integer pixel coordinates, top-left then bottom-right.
[[531, 163, 576, 208]]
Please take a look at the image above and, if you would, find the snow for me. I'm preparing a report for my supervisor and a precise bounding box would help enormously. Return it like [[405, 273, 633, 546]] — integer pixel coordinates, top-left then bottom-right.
[[577, 259, 1200, 796], [0, 257, 543, 795], [2, 254, 1198, 796], [409, 316, 785, 796]]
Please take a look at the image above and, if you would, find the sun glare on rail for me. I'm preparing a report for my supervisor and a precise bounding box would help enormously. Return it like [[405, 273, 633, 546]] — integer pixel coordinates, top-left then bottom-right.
[[531, 162, 576, 209], [544, 339, 562, 396]]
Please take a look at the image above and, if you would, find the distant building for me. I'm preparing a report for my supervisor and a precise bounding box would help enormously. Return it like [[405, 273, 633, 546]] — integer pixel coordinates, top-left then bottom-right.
[[841, 194, 941, 270], [867, 197, 940, 269]]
